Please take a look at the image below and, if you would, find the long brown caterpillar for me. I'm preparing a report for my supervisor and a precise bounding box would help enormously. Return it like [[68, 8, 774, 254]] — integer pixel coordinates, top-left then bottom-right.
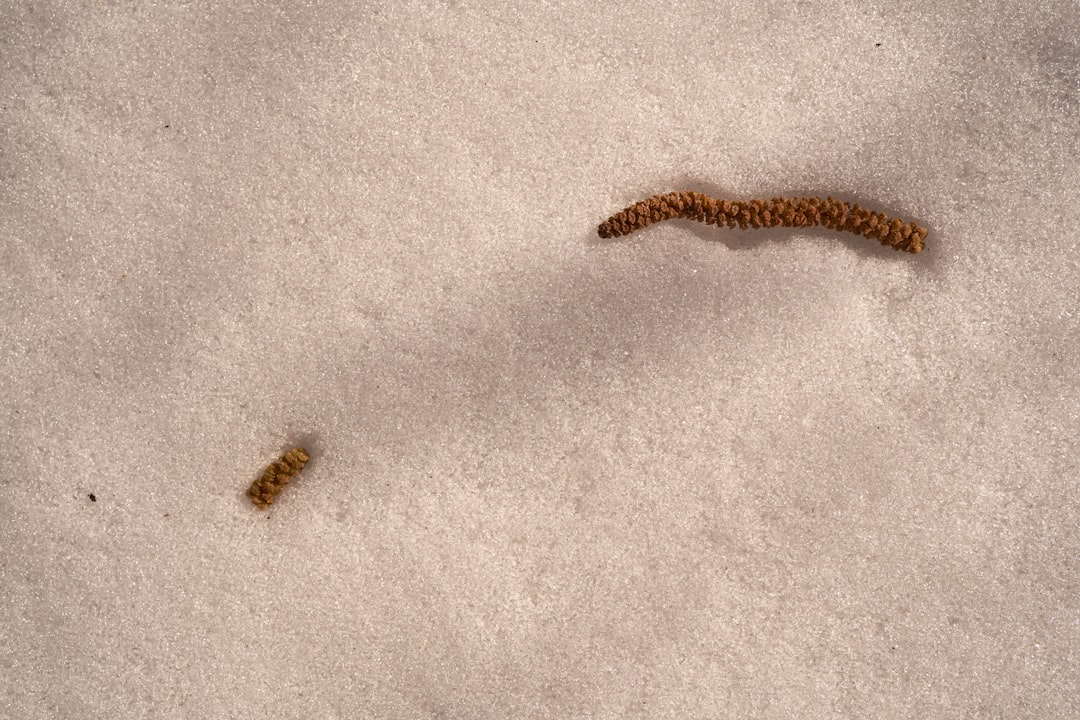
[[598, 191, 926, 253], [247, 447, 310, 509]]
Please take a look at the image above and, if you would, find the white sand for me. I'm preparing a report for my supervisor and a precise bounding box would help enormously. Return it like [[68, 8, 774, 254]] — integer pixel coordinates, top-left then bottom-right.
[[2, 1, 1078, 717]]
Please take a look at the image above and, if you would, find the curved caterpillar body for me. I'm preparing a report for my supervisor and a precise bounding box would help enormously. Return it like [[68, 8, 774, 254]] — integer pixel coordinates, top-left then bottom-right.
[[247, 447, 310, 509], [598, 191, 926, 253]]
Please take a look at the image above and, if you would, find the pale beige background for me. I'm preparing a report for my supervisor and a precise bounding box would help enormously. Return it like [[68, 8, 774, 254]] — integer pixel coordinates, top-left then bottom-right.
[[2, 1, 1078, 718]]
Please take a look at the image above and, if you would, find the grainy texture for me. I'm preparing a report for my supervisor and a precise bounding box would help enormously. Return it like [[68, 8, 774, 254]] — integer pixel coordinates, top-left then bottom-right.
[[246, 448, 310, 509], [3, 0, 1078, 718], [598, 192, 928, 253]]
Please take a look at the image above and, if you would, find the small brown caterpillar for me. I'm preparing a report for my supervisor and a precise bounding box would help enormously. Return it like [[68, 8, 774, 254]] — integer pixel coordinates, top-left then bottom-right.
[[247, 447, 310, 509], [598, 191, 926, 253]]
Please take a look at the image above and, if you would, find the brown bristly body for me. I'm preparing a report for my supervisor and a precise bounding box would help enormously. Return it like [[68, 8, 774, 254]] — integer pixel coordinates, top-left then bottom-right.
[[597, 191, 926, 253], [247, 447, 310, 509]]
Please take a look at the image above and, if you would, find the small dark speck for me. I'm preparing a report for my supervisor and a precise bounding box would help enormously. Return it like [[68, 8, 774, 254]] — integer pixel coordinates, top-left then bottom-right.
[[88, 493, 96, 502], [164, 124, 170, 128], [163, 513, 169, 517], [875, 43, 882, 47]]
